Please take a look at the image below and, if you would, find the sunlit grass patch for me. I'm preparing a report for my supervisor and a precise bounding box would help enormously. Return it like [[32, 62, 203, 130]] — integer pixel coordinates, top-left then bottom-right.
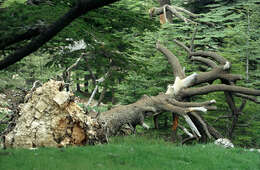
[[0, 135, 259, 170]]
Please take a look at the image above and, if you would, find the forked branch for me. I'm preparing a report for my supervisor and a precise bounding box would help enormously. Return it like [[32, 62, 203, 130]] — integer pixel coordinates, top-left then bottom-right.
[[149, 5, 197, 24]]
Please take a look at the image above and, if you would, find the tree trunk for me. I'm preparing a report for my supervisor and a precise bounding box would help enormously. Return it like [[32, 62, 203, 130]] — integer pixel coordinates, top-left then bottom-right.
[[84, 74, 89, 94], [2, 80, 219, 148], [76, 75, 81, 92], [1, 81, 149, 148]]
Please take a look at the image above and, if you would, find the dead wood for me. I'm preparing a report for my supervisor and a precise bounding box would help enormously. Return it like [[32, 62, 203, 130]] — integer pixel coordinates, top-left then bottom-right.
[[2, 81, 219, 148], [2, 80, 106, 148], [149, 5, 197, 24]]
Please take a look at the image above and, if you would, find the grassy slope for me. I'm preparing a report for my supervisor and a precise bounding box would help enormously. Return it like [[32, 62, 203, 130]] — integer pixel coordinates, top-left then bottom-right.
[[0, 136, 259, 170]]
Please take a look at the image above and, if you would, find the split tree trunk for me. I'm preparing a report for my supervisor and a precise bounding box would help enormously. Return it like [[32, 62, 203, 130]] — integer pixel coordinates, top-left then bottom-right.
[[1, 80, 220, 148], [0, 80, 172, 148]]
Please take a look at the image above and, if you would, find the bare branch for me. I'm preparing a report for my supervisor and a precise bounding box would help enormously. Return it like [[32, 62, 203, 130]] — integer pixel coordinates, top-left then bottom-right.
[[234, 93, 260, 104], [183, 114, 201, 137], [166, 73, 197, 95], [189, 112, 212, 139], [182, 84, 260, 97], [182, 136, 196, 144], [190, 66, 228, 86], [0, 120, 10, 124], [190, 51, 227, 65], [66, 54, 83, 73], [224, 92, 239, 138], [173, 39, 191, 53], [167, 5, 196, 24], [62, 54, 84, 91], [156, 42, 185, 78], [214, 115, 232, 122], [149, 5, 197, 24], [86, 85, 99, 107], [87, 70, 111, 108], [159, 98, 211, 139], [178, 125, 194, 137], [189, 26, 198, 52], [141, 122, 150, 129], [219, 74, 243, 82], [239, 100, 247, 112], [173, 40, 227, 65], [166, 98, 216, 107], [174, 6, 198, 18], [24, 80, 42, 102], [204, 106, 217, 111], [188, 107, 207, 112], [191, 56, 217, 68], [187, 66, 241, 87], [96, 87, 107, 107], [163, 5, 168, 23]]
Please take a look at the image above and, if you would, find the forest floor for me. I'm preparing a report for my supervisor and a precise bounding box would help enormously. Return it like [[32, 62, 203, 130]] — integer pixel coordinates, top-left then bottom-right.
[[0, 135, 259, 170]]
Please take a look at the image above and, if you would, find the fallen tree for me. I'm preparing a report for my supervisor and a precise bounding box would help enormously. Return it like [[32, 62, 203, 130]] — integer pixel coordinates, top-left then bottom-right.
[[2, 37, 260, 148]]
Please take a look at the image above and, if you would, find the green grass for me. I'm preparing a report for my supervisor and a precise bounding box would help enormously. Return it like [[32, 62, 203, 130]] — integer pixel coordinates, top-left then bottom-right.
[[1, 0, 26, 7], [0, 136, 259, 170]]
